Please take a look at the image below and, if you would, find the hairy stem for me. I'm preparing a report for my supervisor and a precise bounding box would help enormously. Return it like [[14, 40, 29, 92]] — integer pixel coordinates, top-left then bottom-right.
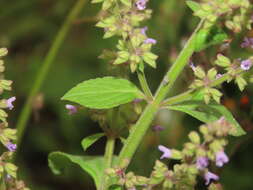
[[15, 0, 87, 149], [118, 19, 205, 166], [137, 70, 153, 100], [100, 137, 115, 190]]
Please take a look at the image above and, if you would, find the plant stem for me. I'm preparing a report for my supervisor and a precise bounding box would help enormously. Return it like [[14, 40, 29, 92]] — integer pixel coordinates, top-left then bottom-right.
[[100, 137, 115, 190], [118, 19, 205, 166], [137, 70, 153, 100], [0, 178, 6, 190], [15, 0, 87, 149], [162, 68, 244, 106]]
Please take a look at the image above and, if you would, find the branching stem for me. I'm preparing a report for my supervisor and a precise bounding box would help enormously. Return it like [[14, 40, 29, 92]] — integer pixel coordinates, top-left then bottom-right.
[[118, 19, 205, 167]]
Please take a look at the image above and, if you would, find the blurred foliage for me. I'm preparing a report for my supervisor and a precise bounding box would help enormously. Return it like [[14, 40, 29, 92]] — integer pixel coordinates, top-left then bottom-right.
[[0, 0, 253, 189]]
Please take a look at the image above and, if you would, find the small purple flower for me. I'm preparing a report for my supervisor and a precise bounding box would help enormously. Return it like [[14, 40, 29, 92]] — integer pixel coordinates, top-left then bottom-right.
[[216, 73, 223, 79], [65, 104, 77, 115], [158, 145, 172, 159], [6, 96, 16, 110], [141, 27, 148, 35], [189, 62, 196, 71], [5, 142, 17, 152], [241, 59, 252, 71], [196, 156, 209, 170], [144, 38, 157, 44], [136, 0, 147, 10], [152, 125, 164, 132], [215, 150, 229, 167], [204, 171, 219, 185], [241, 37, 253, 48]]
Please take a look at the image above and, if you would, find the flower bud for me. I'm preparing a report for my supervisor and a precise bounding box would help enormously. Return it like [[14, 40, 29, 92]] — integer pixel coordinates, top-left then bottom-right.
[[0, 48, 8, 57], [188, 131, 201, 144], [171, 149, 182, 160], [200, 125, 209, 135]]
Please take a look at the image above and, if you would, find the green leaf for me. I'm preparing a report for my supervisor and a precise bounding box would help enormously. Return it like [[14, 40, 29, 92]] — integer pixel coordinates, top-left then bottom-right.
[[235, 76, 247, 91], [120, 0, 131, 7], [102, 0, 113, 10], [215, 54, 231, 67], [48, 152, 105, 188], [186, 1, 201, 12], [113, 51, 130, 64], [62, 77, 142, 109], [81, 133, 105, 151], [168, 92, 245, 136], [109, 185, 123, 190], [49, 152, 119, 188], [142, 52, 157, 68]]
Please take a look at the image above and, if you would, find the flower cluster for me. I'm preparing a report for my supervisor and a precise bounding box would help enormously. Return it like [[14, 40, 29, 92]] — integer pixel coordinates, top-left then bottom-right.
[[190, 65, 223, 104], [93, 0, 158, 72], [106, 117, 234, 190], [154, 117, 233, 189], [190, 0, 252, 32], [214, 54, 253, 91], [0, 48, 29, 190], [241, 37, 253, 48], [190, 53, 253, 104], [65, 104, 77, 115]]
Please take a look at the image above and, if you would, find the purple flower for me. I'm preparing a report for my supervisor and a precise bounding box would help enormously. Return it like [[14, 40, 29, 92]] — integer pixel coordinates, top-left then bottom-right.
[[215, 150, 229, 167], [5, 142, 17, 152], [241, 37, 253, 48], [144, 38, 157, 44], [158, 145, 172, 159], [6, 96, 16, 110], [65, 104, 77, 115], [241, 59, 252, 71], [141, 27, 148, 35], [140, 27, 156, 44], [189, 62, 196, 71], [136, 0, 147, 10], [204, 171, 219, 185], [196, 157, 209, 170], [216, 73, 223, 79], [152, 125, 164, 132]]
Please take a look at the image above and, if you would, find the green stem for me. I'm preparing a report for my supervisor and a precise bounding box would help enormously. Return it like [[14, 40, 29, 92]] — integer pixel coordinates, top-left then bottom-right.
[[15, 0, 87, 148], [0, 178, 6, 190], [137, 70, 153, 100], [100, 137, 115, 190], [118, 19, 205, 166], [162, 68, 244, 106]]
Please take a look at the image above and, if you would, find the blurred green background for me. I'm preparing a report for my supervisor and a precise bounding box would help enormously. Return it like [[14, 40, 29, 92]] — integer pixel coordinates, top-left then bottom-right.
[[0, 0, 253, 189]]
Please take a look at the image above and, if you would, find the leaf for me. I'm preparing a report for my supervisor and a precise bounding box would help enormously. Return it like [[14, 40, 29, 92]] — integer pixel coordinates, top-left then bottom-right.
[[81, 133, 105, 151], [62, 77, 142, 109], [120, 0, 131, 6], [168, 92, 245, 136], [109, 185, 123, 190], [186, 1, 201, 12], [48, 152, 119, 189], [48, 152, 104, 188]]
